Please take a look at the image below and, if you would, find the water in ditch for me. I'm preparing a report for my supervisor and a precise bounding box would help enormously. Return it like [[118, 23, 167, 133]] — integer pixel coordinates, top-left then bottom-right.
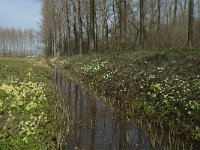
[[54, 70, 194, 150]]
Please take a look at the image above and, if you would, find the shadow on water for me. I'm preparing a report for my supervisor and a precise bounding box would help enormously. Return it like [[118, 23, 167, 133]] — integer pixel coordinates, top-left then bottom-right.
[[53, 68, 194, 150]]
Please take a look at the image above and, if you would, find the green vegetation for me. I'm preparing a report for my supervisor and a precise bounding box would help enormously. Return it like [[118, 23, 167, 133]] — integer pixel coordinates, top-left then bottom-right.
[[0, 58, 68, 150], [55, 49, 200, 144]]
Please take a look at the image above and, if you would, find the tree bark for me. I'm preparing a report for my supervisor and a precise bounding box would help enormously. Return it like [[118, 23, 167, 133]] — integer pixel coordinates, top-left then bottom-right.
[[89, 0, 95, 52], [157, 0, 161, 31], [78, 0, 83, 54], [112, 0, 118, 51], [73, 2, 78, 54], [119, 0, 127, 51], [66, 0, 71, 55], [102, 0, 109, 50], [86, 13, 90, 53], [150, 0, 155, 31], [188, 0, 194, 48], [139, 0, 145, 48], [173, 0, 178, 25]]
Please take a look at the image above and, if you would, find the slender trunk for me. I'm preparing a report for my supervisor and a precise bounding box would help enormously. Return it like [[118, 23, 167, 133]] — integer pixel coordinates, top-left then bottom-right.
[[86, 13, 90, 53], [119, 0, 127, 51], [74, 18, 78, 54], [102, 0, 109, 50], [73, 2, 78, 54], [139, 0, 144, 48], [78, 0, 83, 54], [188, 0, 194, 48], [58, 18, 62, 56], [134, 29, 139, 49], [150, 0, 155, 31], [157, 0, 161, 31], [112, 0, 117, 51], [173, 0, 178, 25], [95, 17, 98, 51], [89, 0, 95, 51], [106, 23, 109, 50], [63, 22, 68, 56], [66, 0, 71, 55]]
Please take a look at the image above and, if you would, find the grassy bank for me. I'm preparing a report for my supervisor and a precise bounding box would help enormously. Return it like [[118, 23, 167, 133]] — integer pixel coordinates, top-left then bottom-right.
[[54, 49, 200, 145], [0, 58, 68, 149]]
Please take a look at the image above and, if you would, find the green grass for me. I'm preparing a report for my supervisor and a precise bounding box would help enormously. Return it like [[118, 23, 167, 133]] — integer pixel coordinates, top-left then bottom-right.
[[55, 49, 200, 145], [0, 58, 68, 150]]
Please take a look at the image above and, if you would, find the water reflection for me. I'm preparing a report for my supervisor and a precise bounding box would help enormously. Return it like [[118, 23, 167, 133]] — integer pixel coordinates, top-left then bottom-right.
[[54, 70, 193, 150]]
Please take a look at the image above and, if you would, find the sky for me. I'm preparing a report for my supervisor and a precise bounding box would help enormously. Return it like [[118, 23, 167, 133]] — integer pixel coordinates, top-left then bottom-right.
[[0, 0, 42, 30]]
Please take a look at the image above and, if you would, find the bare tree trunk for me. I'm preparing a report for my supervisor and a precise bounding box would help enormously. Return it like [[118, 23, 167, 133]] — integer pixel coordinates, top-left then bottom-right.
[[112, 0, 118, 51], [63, 21, 68, 56], [188, 0, 194, 48], [78, 0, 83, 54], [181, 0, 188, 24], [102, 0, 109, 51], [95, 17, 98, 51], [157, 0, 161, 31], [139, 0, 145, 48], [89, 0, 95, 52], [66, 0, 71, 55], [73, 2, 78, 54], [106, 23, 109, 50], [150, 0, 155, 31], [173, 0, 178, 25], [119, 0, 127, 51], [86, 13, 90, 53]]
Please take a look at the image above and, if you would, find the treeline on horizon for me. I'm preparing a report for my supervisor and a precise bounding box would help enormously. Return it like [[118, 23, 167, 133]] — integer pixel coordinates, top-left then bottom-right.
[[0, 27, 41, 57], [41, 0, 200, 57]]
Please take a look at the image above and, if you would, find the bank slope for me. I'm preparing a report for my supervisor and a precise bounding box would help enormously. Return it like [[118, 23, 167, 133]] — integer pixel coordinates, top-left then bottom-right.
[[55, 49, 200, 146]]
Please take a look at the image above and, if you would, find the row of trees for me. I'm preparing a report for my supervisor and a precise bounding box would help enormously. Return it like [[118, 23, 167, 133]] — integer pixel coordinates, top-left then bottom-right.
[[0, 27, 41, 57], [41, 0, 200, 56]]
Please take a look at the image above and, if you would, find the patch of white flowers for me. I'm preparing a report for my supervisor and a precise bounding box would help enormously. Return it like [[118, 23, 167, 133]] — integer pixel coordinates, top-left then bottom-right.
[[81, 60, 108, 76], [60, 60, 69, 66], [142, 72, 200, 114]]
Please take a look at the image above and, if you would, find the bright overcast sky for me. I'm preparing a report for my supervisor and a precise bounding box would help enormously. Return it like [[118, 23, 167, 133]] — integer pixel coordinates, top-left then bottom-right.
[[0, 0, 42, 29]]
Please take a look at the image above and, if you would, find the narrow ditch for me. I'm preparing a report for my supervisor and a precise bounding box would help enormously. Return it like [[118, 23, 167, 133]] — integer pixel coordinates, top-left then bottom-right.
[[53, 67, 193, 150]]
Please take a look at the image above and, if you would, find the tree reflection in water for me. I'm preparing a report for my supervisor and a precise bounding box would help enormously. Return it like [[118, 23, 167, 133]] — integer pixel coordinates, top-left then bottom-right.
[[55, 71, 190, 150]]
